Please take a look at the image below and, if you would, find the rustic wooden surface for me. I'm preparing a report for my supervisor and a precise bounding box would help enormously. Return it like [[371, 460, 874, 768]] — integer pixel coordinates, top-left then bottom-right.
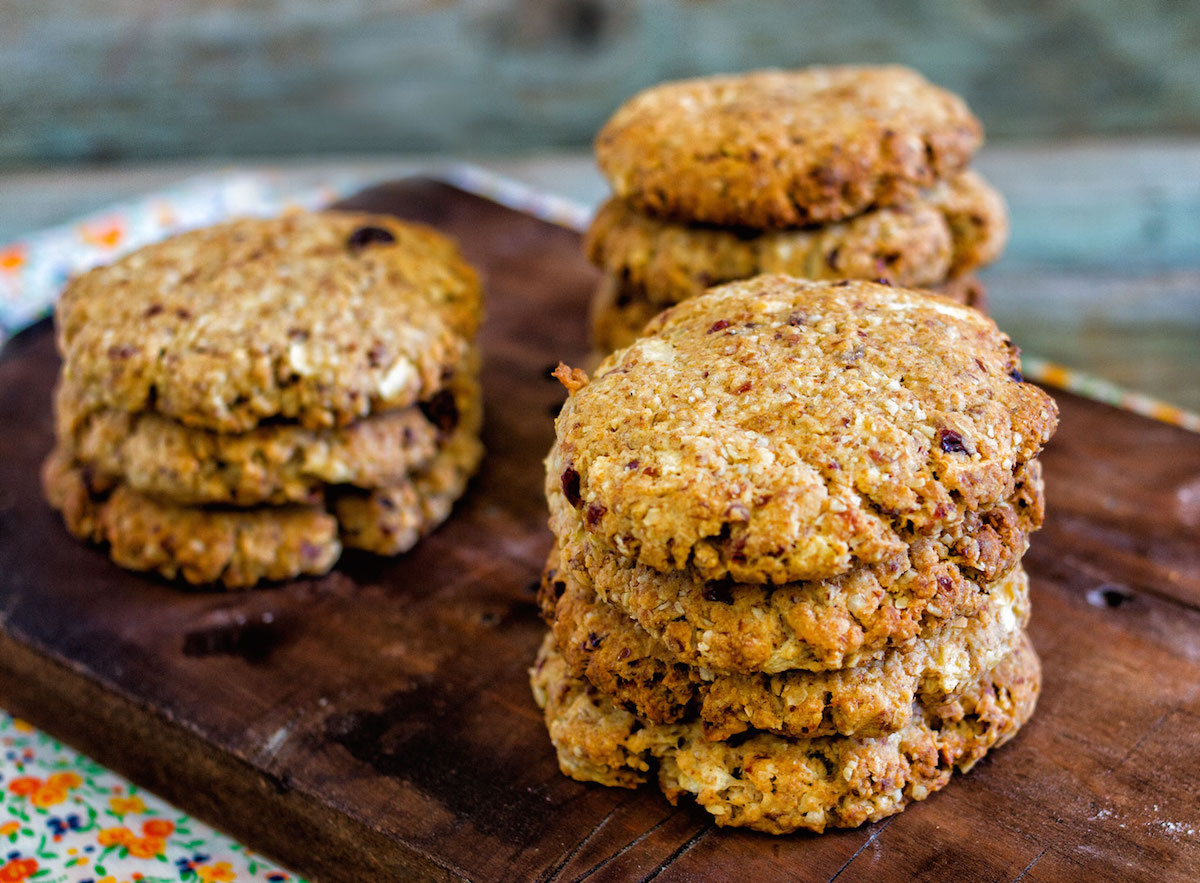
[[0, 181, 1198, 882]]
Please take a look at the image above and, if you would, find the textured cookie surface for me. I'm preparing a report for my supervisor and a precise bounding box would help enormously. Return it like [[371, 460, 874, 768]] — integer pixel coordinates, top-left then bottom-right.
[[42, 448, 341, 588], [530, 631, 1040, 834], [42, 397, 482, 588], [585, 171, 1006, 307], [595, 66, 982, 227], [55, 211, 482, 432], [58, 363, 480, 506], [588, 272, 988, 354], [553, 461, 1041, 675], [550, 277, 1058, 585], [333, 393, 484, 555], [541, 547, 1029, 738]]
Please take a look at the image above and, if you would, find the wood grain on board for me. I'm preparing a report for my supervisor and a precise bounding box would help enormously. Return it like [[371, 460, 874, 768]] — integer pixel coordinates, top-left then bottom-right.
[[0, 180, 1197, 882]]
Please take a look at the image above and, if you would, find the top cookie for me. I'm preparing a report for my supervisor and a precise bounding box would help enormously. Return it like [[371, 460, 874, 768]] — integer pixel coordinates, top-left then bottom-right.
[[595, 66, 982, 228], [55, 211, 482, 432], [547, 276, 1058, 585]]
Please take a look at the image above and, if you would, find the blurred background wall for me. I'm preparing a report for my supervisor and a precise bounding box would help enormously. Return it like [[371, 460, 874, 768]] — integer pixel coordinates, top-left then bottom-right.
[[2, 0, 1198, 167]]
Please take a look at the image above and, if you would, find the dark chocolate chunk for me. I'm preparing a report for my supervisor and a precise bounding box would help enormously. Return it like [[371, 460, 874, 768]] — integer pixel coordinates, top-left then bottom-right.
[[347, 225, 396, 251]]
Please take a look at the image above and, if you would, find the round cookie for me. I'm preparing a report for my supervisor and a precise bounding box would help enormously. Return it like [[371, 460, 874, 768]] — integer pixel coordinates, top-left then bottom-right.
[[541, 547, 1029, 739], [57, 363, 481, 507], [549, 277, 1058, 585], [584, 171, 1006, 308], [42, 448, 341, 589], [588, 272, 989, 354], [587, 275, 662, 354], [935, 170, 1009, 276], [530, 630, 1040, 834], [595, 66, 982, 228], [936, 274, 988, 313], [333, 393, 484, 555], [553, 461, 1040, 676], [55, 211, 482, 433], [42, 393, 483, 587]]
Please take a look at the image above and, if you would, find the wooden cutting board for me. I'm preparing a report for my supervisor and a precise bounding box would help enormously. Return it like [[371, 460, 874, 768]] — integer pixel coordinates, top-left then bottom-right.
[[1, 180, 1198, 883]]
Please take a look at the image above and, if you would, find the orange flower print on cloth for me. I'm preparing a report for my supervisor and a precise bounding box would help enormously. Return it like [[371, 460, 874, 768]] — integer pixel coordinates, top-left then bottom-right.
[[99, 826, 136, 848], [78, 217, 125, 250], [142, 818, 175, 838], [6, 770, 81, 807], [0, 858, 37, 882], [197, 862, 238, 882], [110, 794, 148, 815], [0, 711, 302, 882], [0, 244, 24, 274]]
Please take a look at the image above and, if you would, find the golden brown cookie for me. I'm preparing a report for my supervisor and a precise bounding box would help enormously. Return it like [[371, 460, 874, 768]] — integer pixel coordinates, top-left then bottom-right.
[[541, 546, 1029, 738], [42, 395, 483, 587], [552, 460, 1040, 676], [595, 66, 982, 228], [936, 170, 1009, 276], [333, 393, 484, 555], [587, 274, 662, 354], [588, 272, 989, 354], [584, 171, 1006, 307], [42, 448, 341, 588], [530, 630, 1040, 834], [549, 277, 1057, 586], [55, 211, 482, 433], [56, 362, 480, 507]]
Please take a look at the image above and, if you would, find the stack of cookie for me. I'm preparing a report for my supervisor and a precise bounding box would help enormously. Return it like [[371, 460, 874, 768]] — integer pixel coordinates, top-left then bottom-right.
[[43, 210, 484, 589], [584, 66, 1009, 352], [533, 277, 1058, 833]]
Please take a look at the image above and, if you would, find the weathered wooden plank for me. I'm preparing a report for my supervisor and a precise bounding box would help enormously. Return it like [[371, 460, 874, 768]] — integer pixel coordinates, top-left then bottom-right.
[[3, 1, 1200, 165]]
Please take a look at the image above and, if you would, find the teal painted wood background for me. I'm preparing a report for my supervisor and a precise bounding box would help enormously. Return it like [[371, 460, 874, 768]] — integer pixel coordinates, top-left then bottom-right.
[[2, 0, 1198, 166]]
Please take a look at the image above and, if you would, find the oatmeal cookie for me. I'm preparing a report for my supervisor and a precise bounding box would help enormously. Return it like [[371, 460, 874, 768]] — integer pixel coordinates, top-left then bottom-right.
[[333, 393, 484, 555], [42, 392, 483, 587], [553, 462, 1040, 676], [42, 447, 341, 588], [595, 66, 982, 228], [584, 171, 1005, 307], [588, 272, 989, 354], [55, 211, 482, 432], [530, 630, 1040, 834], [541, 547, 1028, 738], [57, 362, 480, 506], [550, 277, 1058, 585]]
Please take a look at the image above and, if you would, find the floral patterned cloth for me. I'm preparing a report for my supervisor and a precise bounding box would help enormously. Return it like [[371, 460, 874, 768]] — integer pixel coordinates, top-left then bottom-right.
[[0, 713, 302, 883]]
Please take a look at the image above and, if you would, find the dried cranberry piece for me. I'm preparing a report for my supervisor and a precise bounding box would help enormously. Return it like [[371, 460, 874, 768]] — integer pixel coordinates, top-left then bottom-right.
[[707, 319, 731, 334], [585, 503, 606, 527], [561, 467, 582, 508], [347, 225, 396, 251], [938, 429, 968, 454], [703, 581, 735, 604], [419, 390, 459, 435]]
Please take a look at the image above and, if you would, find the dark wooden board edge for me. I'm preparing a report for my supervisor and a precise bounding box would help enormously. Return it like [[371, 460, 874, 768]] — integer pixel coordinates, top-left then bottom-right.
[[0, 631, 459, 883]]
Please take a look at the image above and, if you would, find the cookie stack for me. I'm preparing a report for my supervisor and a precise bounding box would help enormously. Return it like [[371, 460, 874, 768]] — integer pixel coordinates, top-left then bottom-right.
[[584, 66, 1009, 352], [43, 211, 484, 589], [533, 276, 1058, 833]]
